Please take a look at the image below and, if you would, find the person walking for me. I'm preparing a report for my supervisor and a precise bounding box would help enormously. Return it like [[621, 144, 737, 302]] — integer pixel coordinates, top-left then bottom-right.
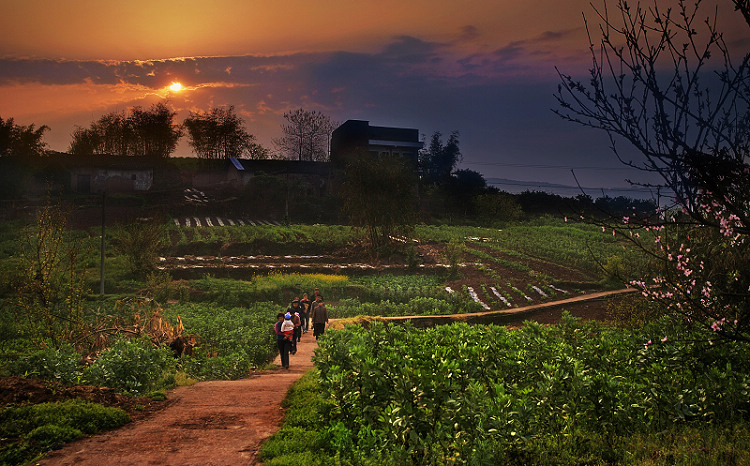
[[300, 293, 311, 333], [310, 297, 329, 340], [273, 312, 291, 369], [291, 311, 302, 352]]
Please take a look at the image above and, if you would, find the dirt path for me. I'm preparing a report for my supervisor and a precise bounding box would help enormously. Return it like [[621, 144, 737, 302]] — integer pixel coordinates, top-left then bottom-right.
[[38, 333, 319, 465]]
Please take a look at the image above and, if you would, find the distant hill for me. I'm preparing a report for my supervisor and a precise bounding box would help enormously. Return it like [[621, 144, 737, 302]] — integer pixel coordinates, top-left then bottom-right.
[[486, 177, 659, 200]]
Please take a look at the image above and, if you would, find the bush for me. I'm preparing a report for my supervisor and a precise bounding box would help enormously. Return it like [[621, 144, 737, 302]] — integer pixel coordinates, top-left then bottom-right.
[[8, 344, 83, 385], [310, 317, 750, 463], [165, 302, 278, 379], [83, 338, 174, 395], [0, 399, 130, 465], [181, 350, 251, 380]]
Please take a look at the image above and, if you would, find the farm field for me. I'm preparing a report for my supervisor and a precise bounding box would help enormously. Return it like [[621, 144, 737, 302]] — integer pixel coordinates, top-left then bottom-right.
[[3, 210, 747, 465]]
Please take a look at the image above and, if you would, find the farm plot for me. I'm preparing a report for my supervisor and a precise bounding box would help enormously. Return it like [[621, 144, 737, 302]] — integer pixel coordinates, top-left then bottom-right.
[[158, 221, 627, 312], [172, 217, 281, 227]]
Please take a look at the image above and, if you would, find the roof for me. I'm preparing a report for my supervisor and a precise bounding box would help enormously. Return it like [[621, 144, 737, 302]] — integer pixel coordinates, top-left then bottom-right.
[[229, 158, 330, 176]]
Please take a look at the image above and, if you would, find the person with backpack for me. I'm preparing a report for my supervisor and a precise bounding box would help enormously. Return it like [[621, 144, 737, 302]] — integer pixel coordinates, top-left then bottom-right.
[[291, 311, 302, 352]]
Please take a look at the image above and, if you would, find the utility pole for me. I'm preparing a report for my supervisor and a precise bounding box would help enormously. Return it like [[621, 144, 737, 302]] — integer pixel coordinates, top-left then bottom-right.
[[100, 191, 105, 295]]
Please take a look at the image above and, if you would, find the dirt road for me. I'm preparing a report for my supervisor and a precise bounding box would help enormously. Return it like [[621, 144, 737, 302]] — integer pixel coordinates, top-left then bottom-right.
[[38, 333, 318, 465]]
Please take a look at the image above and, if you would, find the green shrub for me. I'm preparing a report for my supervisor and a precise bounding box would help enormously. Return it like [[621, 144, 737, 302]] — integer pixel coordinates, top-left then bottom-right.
[[181, 350, 251, 380], [83, 339, 174, 395], [8, 344, 83, 385], [25, 424, 83, 451], [259, 372, 333, 464], [309, 317, 750, 463], [0, 399, 130, 465], [165, 302, 278, 379], [332, 296, 482, 318]]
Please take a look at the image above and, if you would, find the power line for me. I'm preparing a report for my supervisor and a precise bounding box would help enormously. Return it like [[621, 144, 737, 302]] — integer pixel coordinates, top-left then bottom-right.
[[462, 161, 632, 171], [486, 180, 652, 193]]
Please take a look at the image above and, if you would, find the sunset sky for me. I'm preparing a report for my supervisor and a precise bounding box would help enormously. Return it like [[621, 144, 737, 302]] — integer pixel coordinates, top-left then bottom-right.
[[2, 0, 748, 193]]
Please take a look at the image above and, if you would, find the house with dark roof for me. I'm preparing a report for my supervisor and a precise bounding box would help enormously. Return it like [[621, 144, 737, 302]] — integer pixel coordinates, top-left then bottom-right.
[[68, 155, 154, 193], [330, 120, 423, 167], [227, 158, 331, 195]]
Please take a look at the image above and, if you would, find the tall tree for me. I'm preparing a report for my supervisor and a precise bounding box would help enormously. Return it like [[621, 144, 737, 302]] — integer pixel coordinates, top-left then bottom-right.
[[128, 103, 182, 158], [341, 152, 418, 251], [273, 108, 334, 161], [69, 103, 181, 158], [555, 0, 750, 341], [419, 131, 461, 185], [0, 116, 49, 158], [183, 106, 268, 159]]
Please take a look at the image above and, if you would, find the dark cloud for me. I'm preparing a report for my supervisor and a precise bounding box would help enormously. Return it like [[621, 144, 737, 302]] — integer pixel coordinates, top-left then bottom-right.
[[535, 29, 580, 42], [380, 35, 445, 63], [459, 25, 481, 42]]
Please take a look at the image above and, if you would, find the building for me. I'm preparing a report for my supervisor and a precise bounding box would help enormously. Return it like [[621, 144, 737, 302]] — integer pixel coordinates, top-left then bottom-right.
[[227, 158, 330, 195], [69, 157, 154, 193], [330, 120, 423, 167]]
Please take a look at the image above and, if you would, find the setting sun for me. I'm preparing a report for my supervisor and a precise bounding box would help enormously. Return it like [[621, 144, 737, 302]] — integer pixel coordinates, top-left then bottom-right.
[[169, 82, 183, 92]]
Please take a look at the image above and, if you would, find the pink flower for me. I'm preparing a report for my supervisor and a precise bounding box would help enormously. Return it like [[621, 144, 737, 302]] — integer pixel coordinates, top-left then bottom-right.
[[661, 336, 668, 342]]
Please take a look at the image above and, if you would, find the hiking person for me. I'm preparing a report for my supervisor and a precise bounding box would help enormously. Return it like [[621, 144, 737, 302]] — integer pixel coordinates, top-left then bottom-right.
[[274, 312, 291, 369], [300, 293, 311, 333], [286, 297, 303, 320], [311, 297, 329, 340]]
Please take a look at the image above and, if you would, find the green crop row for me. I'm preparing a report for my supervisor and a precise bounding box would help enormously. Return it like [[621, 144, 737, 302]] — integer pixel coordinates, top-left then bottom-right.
[[167, 223, 362, 255], [331, 296, 484, 318], [306, 316, 750, 464]]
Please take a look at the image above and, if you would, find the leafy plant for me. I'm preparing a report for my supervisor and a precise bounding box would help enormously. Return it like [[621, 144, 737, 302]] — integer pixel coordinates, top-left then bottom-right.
[[310, 316, 750, 463], [110, 221, 167, 278], [83, 338, 174, 395], [8, 344, 83, 385], [0, 399, 130, 465]]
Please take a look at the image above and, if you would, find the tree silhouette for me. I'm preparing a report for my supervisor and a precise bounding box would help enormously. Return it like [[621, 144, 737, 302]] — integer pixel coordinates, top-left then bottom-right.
[[0, 116, 49, 158], [69, 103, 181, 158], [419, 131, 461, 185], [274, 108, 334, 161], [183, 106, 267, 159], [340, 152, 418, 251]]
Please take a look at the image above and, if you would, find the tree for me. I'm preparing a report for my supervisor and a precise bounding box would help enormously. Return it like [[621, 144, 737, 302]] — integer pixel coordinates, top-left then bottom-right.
[[69, 103, 182, 158], [183, 106, 268, 159], [128, 103, 182, 158], [15, 202, 87, 345], [340, 152, 418, 251], [273, 108, 334, 161], [445, 168, 487, 216], [419, 131, 461, 185], [555, 0, 750, 341], [0, 116, 49, 157]]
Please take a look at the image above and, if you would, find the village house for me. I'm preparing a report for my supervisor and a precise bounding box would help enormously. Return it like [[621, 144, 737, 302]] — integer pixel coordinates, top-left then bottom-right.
[[330, 120, 423, 167]]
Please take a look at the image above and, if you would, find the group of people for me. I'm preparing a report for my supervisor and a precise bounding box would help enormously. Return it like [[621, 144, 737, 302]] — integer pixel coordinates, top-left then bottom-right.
[[273, 288, 329, 370]]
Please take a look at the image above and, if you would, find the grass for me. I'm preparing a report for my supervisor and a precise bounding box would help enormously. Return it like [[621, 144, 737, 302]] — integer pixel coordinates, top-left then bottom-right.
[[0, 399, 131, 465], [258, 371, 333, 466]]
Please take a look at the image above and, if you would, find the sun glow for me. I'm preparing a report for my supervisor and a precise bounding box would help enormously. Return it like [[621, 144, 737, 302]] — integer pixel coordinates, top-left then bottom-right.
[[169, 82, 183, 91]]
